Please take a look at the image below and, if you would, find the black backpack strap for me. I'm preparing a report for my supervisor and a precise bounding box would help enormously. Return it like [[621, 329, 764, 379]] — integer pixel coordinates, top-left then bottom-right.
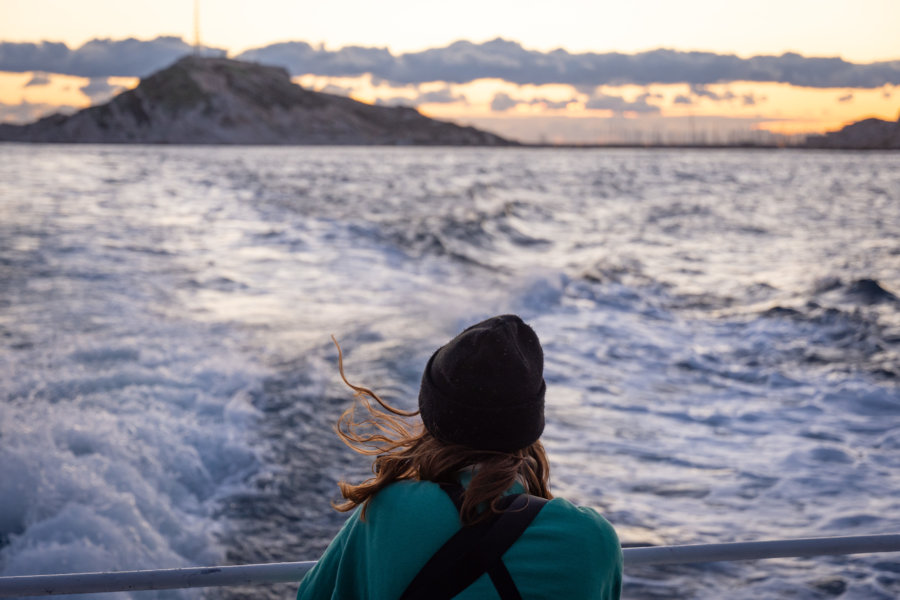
[[487, 561, 523, 600], [400, 484, 548, 600], [439, 482, 465, 511]]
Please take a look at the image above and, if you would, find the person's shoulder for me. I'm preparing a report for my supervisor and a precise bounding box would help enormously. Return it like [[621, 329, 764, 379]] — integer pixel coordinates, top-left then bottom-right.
[[549, 497, 618, 533], [512, 495, 622, 597], [370, 479, 447, 506], [364, 480, 462, 552], [539, 496, 621, 553], [366, 479, 455, 523]]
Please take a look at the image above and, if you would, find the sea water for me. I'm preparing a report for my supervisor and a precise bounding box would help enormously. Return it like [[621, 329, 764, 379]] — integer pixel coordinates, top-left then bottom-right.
[[0, 145, 898, 599]]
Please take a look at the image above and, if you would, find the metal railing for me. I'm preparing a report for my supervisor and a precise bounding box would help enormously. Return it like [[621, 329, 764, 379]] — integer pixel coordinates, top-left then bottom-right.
[[1, 534, 899, 597]]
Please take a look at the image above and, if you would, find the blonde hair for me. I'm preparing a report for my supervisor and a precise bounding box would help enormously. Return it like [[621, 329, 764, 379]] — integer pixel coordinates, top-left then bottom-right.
[[331, 337, 552, 526]]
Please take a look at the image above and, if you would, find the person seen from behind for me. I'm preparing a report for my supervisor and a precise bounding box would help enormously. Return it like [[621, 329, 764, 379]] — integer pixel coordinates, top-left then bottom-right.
[[297, 314, 623, 599]]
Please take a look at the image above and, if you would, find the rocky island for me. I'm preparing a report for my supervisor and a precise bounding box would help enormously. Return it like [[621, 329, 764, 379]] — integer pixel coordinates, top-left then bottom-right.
[[0, 56, 512, 145], [804, 114, 900, 150]]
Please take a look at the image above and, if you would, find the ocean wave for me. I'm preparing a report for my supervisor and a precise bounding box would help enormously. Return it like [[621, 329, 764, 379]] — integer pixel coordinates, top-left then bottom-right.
[[2, 145, 899, 599]]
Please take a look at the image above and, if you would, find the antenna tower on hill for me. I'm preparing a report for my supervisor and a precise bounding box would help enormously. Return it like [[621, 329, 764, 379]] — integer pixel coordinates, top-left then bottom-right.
[[193, 0, 201, 54]]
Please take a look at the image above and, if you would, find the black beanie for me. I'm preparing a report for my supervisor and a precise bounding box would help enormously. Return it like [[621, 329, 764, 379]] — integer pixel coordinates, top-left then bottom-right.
[[418, 314, 546, 452]]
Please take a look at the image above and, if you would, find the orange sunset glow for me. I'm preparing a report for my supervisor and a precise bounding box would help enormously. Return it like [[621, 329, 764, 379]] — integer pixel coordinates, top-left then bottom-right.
[[1, 0, 898, 144]]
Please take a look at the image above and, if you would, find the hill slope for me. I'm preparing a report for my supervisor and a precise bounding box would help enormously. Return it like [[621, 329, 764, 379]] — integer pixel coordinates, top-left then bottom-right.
[[805, 115, 900, 150], [0, 56, 512, 145]]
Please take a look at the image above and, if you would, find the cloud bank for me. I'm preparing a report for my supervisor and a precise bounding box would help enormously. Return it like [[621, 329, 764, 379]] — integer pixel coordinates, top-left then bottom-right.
[[374, 87, 467, 108], [2, 37, 899, 89], [25, 72, 51, 86], [0, 100, 78, 124], [79, 77, 128, 103], [0, 37, 224, 78], [239, 39, 900, 89]]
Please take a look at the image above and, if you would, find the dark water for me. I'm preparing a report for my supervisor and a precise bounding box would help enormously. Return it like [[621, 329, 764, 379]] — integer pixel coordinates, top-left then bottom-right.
[[1, 145, 898, 599]]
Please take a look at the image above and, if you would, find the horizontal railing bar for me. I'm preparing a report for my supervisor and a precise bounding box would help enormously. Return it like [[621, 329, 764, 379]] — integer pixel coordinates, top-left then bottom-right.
[[1, 534, 898, 597], [0, 562, 316, 598], [623, 534, 900, 566]]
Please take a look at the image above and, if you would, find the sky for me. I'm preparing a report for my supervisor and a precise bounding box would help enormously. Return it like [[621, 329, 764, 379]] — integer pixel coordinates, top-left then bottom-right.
[[1, 0, 899, 143]]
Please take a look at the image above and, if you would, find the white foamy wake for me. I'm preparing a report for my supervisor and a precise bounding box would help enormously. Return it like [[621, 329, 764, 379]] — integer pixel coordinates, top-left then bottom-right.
[[0, 330, 263, 598]]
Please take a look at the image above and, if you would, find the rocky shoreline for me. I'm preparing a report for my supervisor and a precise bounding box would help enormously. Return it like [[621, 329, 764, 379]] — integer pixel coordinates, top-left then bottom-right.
[[0, 56, 512, 146]]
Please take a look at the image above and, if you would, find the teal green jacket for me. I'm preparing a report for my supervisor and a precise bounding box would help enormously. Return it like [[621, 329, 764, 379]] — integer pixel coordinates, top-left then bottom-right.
[[297, 479, 622, 599]]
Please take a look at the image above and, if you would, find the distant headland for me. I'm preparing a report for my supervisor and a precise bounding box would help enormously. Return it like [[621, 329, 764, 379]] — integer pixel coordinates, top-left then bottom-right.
[[803, 116, 900, 150], [0, 56, 512, 145]]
